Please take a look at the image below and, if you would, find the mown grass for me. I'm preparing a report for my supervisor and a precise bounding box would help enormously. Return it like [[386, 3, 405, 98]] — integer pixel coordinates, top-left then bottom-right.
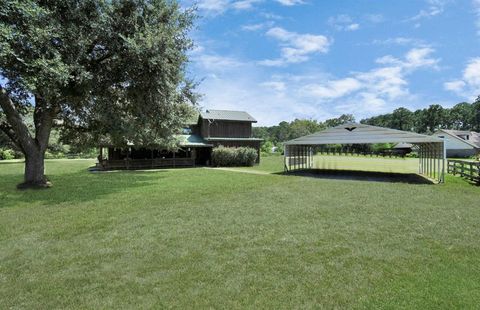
[[0, 158, 479, 309]]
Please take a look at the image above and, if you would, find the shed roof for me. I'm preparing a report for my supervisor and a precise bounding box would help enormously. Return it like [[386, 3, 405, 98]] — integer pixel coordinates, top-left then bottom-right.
[[200, 109, 257, 122], [178, 134, 212, 147], [284, 123, 444, 145], [204, 137, 263, 142], [436, 129, 480, 149]]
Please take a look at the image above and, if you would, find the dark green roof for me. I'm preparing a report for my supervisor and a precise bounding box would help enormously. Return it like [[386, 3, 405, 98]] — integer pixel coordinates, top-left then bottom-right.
[[204, 137, 263, 141], [200, 109, 257, 122], [177, 134, 212, 147]]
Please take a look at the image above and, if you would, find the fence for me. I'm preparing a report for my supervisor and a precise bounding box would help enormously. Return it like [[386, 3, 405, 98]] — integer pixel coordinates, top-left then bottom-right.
[[447, 160, 480, 184], [99, 158, 195, 170]]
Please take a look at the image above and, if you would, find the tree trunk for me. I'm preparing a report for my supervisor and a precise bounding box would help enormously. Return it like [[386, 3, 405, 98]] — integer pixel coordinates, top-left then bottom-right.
[[21, 150, 49, 188]]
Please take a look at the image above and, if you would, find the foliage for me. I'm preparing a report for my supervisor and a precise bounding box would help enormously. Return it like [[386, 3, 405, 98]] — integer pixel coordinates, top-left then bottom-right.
[[371, 143, 393, 152], [0, 0, 198, 185], [211, 146, 258, 167], [362, 98, 480, 133], [0, 148, 15, 160], [260, 140, 274, 154], [0, 159, 479, 308], [253, 115, 354, 143]]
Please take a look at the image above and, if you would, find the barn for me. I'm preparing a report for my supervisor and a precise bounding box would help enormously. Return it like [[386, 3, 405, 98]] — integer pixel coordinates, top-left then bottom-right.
[[98, 109, 263, 169]]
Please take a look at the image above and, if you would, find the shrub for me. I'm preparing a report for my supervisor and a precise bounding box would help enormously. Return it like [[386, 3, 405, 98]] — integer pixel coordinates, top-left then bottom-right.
[[260, 140, 274, 154], [211, 146, 258, 167], [0, 148, 15, 160], [45, 151, 65, 159]]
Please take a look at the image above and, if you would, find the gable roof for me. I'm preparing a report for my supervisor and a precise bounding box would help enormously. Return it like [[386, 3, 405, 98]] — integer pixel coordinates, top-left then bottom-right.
[[199, 109, 257, 122], [435, 129, 480, 149], [284, 123, 443, 145]]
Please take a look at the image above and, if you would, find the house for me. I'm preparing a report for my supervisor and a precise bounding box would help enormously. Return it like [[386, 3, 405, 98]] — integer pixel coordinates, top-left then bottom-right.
[[432, 129, 480, 157], [98, 109, 263, 169]]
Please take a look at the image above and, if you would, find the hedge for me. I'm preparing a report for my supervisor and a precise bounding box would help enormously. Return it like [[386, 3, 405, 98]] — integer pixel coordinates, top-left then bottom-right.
[[211, 146, 258, 167]]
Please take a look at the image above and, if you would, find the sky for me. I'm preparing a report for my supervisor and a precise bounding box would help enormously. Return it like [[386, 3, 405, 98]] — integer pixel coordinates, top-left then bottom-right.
[[182, 0, 480, 126]]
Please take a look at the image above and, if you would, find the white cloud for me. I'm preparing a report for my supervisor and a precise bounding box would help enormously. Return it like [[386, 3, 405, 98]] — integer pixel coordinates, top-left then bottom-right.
[[275, 0, 305, 6], [473, 0, 480, 35], [197, 0, 230, 14], [261, 81, 286, 92], [408, 0, 446, 21], [196, 0, 263, 14], [192, 45, 441, 124], [194, 54, 244, 71], [345, 23, 360, 31], [365, 14, 385, 23], [375, 47, 440, 71], [241, 21, 274, 31], [259, 27, 331, 66], [444, 80, 466, 92], [444, 58, 480, 99], [232, 0, 263, 10], [302, 78, 362, 100], [372, 37, 426, 46], [290, 47, 439, 115], [328, 15, 360, 31]]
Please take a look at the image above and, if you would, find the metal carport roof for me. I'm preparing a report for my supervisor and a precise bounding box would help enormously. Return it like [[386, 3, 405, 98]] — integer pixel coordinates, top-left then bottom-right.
[[283, 123, 446, 183], [284, 123, 443, 145]]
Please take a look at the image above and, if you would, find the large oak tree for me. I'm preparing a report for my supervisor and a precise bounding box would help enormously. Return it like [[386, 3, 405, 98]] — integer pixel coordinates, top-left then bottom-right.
[[0, 0, 197, 188]]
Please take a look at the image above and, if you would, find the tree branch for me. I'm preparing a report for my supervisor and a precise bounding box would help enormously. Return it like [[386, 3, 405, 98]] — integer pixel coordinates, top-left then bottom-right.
[[34, 94, 59, 152], [0, 122, 24, 153], [0, 85, 36, 154]]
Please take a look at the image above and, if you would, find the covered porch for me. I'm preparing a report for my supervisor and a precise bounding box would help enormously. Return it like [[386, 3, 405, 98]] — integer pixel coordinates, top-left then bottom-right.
[[97, 134, 213, 170]]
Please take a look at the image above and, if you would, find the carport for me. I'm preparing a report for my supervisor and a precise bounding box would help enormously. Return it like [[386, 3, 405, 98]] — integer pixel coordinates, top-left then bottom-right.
[[283, 123, 446, 183]]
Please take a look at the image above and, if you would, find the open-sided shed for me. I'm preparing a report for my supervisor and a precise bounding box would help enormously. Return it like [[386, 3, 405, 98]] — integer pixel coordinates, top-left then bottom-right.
[[283, 123, 446, 183]]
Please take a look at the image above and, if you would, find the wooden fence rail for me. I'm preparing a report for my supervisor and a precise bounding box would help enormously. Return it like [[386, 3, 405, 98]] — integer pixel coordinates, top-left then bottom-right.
[[447, 160, 480, 184]]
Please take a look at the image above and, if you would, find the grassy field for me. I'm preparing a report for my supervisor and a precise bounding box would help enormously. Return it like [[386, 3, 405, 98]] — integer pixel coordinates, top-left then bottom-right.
[[1, 157, 479, 308]]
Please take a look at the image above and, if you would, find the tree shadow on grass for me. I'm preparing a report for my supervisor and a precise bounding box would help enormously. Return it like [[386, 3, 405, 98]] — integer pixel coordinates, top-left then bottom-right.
[[0, 167, 168, 209], [276, 169, 434, 185]]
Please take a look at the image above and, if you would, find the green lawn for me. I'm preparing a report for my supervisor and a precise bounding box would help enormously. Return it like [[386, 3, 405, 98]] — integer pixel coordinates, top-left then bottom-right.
[[1, 157, 479, 309]]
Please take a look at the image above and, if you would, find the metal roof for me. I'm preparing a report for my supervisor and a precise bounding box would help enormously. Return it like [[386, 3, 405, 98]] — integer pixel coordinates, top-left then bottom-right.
[[200, 109, 257, 122], [204, 137, 263, 141], [177, 134, 212, 147], [284, 123, 444, 145], [437, 129, 480, 148]]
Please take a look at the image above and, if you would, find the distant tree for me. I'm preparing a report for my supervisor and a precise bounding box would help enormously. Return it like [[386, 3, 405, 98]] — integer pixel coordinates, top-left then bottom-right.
[[472, 96, 480, 132], [423, 104, 447, 133], [0, 0, 197, 188], [252, 127, 270, 140], [289, 119, 324, 140], [449, 102, 472, 130], [391, 107, 413, 131], [325, 114, 355, 128]]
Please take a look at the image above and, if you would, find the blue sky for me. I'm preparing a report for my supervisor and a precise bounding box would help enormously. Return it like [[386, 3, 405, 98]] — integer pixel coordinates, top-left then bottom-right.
[[182, 0, 480, 125]]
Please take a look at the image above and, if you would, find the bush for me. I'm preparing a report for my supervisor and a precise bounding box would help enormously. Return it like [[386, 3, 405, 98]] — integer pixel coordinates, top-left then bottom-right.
[[45, 151, 66, 159], [0, 148, 15, 160], [260, 140, 274, 154], [211, 146, 258, 167]]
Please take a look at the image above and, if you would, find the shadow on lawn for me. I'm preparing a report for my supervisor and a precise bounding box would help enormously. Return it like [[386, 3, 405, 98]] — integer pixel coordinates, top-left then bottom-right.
[[277, 169, 434, 185], [0, 167, 167, 208]]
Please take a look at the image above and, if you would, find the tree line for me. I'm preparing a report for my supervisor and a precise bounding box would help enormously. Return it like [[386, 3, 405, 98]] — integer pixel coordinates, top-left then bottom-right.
[[361, 97, 480, 133], [253, 97, 480, 146]]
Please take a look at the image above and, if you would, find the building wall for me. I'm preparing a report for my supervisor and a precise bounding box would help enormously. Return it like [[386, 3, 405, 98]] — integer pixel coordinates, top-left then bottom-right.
[[200, 119, 252, 138], [446, 149, 478, 158], [432, 131, 478, 158]]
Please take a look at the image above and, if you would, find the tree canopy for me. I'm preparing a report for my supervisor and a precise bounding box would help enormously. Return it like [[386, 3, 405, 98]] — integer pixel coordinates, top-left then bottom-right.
[[361, 99, 480, 133], [254, 99, 480, 145], [0, 0, 197, 187]]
